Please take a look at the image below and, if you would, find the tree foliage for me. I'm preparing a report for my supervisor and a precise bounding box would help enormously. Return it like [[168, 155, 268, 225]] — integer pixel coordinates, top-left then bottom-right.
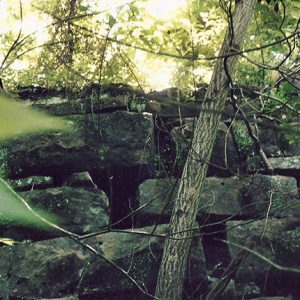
[[0, 0, 299, 298], [0, 0, 299, 95]]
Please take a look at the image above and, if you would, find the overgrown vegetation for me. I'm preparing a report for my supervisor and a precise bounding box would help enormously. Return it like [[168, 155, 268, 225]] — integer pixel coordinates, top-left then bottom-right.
[[0, 0, 300, 298], [0, 0, 299, 144]]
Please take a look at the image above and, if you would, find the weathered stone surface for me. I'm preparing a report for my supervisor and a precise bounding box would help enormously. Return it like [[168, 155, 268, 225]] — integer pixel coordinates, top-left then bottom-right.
[[8, 175, 53, 191], [0, 225, 207, 299], [226, 219, 300, 296], [269, 156, 300, 172], [287, 142, 300, 156], [79, 225, 207, 299], [63, 172, 97, 189], [136, 175, 299, 226], [240, 174, 299, 218], [20, 186, 109, 235], [256, 120, 289, 157], [248, 155, 300, 175], [0, 185, 109, 241], [0, 111, 154, 179], [145, 99, 201, 118], [32, 96, 128, 116], [136, 178, 177, 226], [0, 237, 91, 299]]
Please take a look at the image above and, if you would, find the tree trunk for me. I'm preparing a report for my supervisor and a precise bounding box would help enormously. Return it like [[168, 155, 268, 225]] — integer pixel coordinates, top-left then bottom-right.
[[155, 1, 257, 299], [67, 0, 76, 64]]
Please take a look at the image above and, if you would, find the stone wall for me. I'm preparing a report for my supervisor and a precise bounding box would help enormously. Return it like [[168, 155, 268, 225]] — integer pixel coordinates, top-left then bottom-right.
[[0, 91, 299, 299]]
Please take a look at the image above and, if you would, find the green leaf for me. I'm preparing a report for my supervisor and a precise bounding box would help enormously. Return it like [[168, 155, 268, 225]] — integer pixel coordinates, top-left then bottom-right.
[[0, 177, 61, 230], [0, 95, 69, 140], [108, 15, 116, 28], [281, 82, 295, 94]]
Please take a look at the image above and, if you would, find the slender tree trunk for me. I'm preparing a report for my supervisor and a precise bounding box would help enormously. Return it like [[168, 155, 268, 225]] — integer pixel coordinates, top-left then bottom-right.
[[67, 0, 76, 64], [155, 1, 257, 299]]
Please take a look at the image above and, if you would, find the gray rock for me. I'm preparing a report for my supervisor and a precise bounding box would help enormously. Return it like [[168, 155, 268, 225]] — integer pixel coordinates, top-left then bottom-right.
[[32, 96, 128, 115], [0, 225, 207, 299], [145, 99, 201, 118], [269, 156, 300, 171], [248, 156, 300, 176], [0, 185, 109, 241], [7, 175, 53, 191], [63, 172, 97, 189], [239, 174, 299, 218], [136, 178, 177, 225], [257, 120, 289, 157], [20, 186, 110, 235], [136, 175, 299, 226], [79, 225, 207, 299], [0, 111, 154, 179], [226, 219, 300, 296], [0, 237, 92, 299], [287, 142, 300, 156]]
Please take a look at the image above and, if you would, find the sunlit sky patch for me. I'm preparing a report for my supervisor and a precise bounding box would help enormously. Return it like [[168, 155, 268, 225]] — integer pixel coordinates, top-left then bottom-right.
[[135, 50, 177, 90], [143, 0, 187, 20], [0, 0, 50, 42], [131, 0, 189, 90], [86, 0, 187, 20]]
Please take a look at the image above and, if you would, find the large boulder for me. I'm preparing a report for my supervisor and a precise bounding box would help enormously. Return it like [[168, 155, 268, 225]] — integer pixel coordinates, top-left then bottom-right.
[[0, 237, 95, 299], [63, 171, 97, 189], [239, 174, 299, 218], [269, 156, 300, 175], [21, 186, 110, 235], [0, 185, 109, 240], [80, 226, 207, 299], [31, 96, 128, 115], [0, 225, 208, 299], [248, 156, 300, 177], [0, 111, 154, 179], [145, 99, 201, 118], [256, 120, 289, 157], [7, 175, 53, 191], [226, 219, 300, 297], [136, 175, 299, 226]]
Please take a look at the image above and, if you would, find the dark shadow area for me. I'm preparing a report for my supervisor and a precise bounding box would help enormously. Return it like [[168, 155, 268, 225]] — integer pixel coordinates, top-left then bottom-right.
[[199, 215, 231, 278], [91, 165, 151, 229]]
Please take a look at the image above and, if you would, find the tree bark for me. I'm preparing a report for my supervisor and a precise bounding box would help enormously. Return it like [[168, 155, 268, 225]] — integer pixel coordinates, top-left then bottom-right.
[[155, 1, 257, 299], [67, 0, 76, 64]]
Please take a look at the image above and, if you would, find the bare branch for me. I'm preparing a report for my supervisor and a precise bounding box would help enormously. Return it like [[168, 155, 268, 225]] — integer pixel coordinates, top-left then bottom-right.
[[221, 239, 300, 274]]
